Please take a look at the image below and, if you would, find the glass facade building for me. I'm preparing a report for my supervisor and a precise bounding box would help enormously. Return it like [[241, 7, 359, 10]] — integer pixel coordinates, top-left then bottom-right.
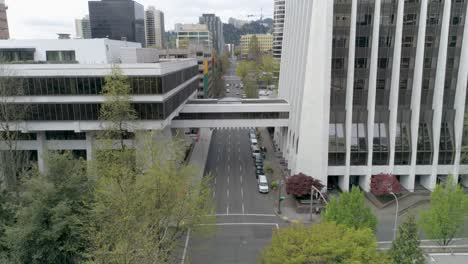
[[88, 0, 145, 46]]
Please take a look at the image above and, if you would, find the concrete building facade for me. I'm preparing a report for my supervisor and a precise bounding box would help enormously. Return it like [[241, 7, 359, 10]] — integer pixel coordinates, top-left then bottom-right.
[[75, 15, 92, 39], [273, 0, 285, 60], [276, 0, 468, 192], [199, 14, 225, 54], [176, 24, 213, 50], [240, 34, 273, 58], [159, 46, 214, 98], [0, 39, 198, 172], [145, 6, 165, 48]]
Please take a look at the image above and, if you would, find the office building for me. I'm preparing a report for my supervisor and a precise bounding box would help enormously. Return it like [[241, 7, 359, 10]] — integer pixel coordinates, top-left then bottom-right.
[[240, 34, 273, 58], [0, 39, 198, 172], [276, 0, 468, 192], [159, 46, 213, 98], [176, 24, 212, 50], [273, 0, 285, 60], [0, 0, 9, 39], [145, 6, 165, 48], [88, 0, 145, 46], [75, 15, 92, 39], [174, 23, 183, 32], [199, 14, 225, 54]]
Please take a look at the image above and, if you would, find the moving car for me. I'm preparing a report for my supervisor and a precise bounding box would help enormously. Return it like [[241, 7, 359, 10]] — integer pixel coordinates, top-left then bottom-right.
[[258, 175, 269, 193]]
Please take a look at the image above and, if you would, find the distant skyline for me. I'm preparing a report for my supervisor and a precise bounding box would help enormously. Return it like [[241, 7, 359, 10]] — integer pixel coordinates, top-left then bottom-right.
[[6, 0, 273, 39]]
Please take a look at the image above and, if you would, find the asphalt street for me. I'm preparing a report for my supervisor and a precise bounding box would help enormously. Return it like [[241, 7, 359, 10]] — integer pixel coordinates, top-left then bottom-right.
[[185, 56, 283, 264], [188, 128, 282, 264]]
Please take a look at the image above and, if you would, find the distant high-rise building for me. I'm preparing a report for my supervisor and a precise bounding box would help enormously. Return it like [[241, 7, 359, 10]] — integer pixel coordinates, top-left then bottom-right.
[[0, 0, 9, 39], [88, 0, 145, 46], [75, 15, 92, 39], [228, 17, 249, 29], [199, 14, 224, 54], [145, 6, 165, 48], [273, 0, 285, 60]]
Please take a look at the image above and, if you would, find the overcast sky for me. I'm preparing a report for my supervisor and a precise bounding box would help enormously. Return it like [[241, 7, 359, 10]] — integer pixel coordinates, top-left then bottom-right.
[[6, 0, 273, 39]]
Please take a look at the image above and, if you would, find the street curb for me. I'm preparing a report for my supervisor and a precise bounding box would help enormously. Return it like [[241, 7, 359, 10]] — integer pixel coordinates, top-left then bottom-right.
[[273, 209, 312, 224]]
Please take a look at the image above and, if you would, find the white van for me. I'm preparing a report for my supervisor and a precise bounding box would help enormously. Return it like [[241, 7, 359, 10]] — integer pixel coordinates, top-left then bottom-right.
[[258, 175, 269, 193], [250, 138, 258, 147]]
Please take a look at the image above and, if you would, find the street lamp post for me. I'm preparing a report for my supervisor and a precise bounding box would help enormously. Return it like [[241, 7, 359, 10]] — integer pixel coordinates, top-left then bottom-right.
[[390, 191, 398, 241], [309, 185, 328, 220], [277, 180, 284, 214]]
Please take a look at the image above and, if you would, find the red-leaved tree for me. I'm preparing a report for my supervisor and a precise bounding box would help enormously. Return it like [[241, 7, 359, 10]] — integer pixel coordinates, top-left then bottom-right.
[[286, 173, 324, 198], [370, 173, 402, 196]]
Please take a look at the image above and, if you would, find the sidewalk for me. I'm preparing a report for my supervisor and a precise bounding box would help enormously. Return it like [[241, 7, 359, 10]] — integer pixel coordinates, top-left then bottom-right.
[[258, 128, 319, 224], [188, 128, 213, 186]]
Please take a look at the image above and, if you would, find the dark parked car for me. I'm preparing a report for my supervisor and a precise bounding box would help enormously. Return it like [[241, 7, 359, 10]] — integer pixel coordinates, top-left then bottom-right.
[[255, 168, 264, 178]]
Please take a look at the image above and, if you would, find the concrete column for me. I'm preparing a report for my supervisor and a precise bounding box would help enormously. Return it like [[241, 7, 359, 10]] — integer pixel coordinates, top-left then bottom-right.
[[344, 0, 358, 192], [451, 2, 468, 182], [36, 132, 46, 173], [388, 0, 405, 169], [85, 132, 94, 161], [294, 0, 333, 186], [429, 0, 452, 191], [363, 0, 382, 192], [409, 0, 429, 189]]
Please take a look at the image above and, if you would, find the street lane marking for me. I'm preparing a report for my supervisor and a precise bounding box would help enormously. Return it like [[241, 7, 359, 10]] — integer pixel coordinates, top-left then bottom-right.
[[227, 206, 229, 215], [242, 204, 245, 214], [213, 191, 215, 198], [181, 229, 191, 264], [240, 175, 243, 184], [227, 189, 229, 198], [227, 175, 229, 184], [240, 165, 242, 172], [214, 178, 216, 184], [198, 223, 279, 230]]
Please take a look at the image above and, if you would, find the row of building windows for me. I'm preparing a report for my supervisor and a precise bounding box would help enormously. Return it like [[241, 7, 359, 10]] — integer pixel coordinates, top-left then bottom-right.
[[3, 66, 198, 96], [0, 79, 198, 121], [173, 112, 289, 120]]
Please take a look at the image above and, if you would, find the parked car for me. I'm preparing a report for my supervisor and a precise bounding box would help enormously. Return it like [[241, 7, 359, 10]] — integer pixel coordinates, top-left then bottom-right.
[[258, 175, 269, 193], [255, 155, 263, 167], [255, 168, 264, 178], [250, 138, 258, 148], [252, 146, 260, 157], [249, 132, 256, 140]]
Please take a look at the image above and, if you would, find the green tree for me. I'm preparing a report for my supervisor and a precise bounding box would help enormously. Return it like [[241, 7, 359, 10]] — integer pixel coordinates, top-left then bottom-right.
[[419, 175, 468, 245], [259, 222, 391, 264], [99, 66, 137, 149], [323, 187, 378, 232], [235, 60, 256, 82], [391, 214, 426, 264], [0, 66, 31, 193], [4, 152, 93, 264], [0, 189, 15, 261], [91, 131, 213, 263], [259, 55, 279, 87], [248, 35, 261, 63], [244, 76, 258, 98]]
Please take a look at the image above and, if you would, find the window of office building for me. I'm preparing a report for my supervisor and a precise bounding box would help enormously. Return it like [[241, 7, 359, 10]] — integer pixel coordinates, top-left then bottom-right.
[[329, 111, 346, 166], [351, 111, 368, 166], [356, 36, 369, 47], [372, 111, 389, 165], [395, 110, 411, 165], [0, 48, 35, 62], [416, 119, 433, 165], [46, 50, 76, 62], [438, 120, 455, 165], [351, 122, 367, 165], [355, 58, 367, 69]]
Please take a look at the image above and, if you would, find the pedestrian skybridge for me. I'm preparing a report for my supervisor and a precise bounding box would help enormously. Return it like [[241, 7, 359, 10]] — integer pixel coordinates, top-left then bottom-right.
[[171, 98, 290, 128]]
